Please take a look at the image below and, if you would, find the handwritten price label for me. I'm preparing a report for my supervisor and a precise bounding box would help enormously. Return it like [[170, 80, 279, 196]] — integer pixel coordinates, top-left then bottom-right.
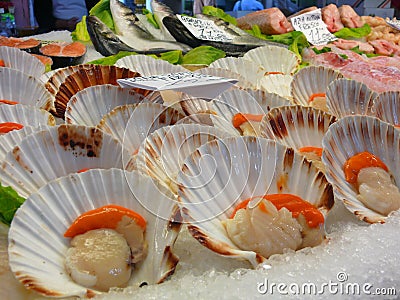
[[117, 72, 238, 98], [177, 14, 233, 43], [290, 9, 337, 46]]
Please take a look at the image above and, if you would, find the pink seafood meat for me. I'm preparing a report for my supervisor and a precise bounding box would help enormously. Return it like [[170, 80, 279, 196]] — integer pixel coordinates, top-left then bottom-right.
[[321, 4, 344, 32]]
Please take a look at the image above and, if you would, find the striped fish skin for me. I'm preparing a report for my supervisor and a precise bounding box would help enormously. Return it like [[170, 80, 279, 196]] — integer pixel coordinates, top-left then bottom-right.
[[109, 0, 192, 52]]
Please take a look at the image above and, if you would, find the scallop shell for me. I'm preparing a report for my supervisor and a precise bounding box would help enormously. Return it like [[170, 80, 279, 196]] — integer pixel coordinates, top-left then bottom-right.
[[326, 78, 378, 118], [243, 45, 300, 75], [321, 115, 400, 223], [115, 54, 187, 75], [0, 67, 53, 111], [0, 104, 55, 126], [136, 123, 230, 195], [372, 91, 400, 127], [54, 65, 148, 118], [261, 105, 337, 151], [291, 66, 343, 108], [43, 64, 93, 96], [242, 87, 293, 108], [258, 74, 293, 100], [208, 57, 265, 86], [65, 84, 159, 126], [98, 102, 186, 153], [0, 46, 45, 78], [8, 168, 181, 298], [177, 136, 334, 267], [178, 93, 214, 125], [211, 88, 288, 136], [194, 67, 254, 89], [0, 124, 135, 198], [0, 125, 50, 161]]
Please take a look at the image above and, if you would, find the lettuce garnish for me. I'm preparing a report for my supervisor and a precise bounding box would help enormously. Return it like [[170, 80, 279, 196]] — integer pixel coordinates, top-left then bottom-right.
[[0, 183, 25, 226]]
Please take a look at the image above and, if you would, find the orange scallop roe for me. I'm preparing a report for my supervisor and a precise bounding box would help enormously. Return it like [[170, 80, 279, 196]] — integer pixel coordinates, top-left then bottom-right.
[[308, 93, 326, 103], [0, 122, 23, 134], [77, 168, 90, 173], [0, 99, 18, 105], [0, 59, 5, 67], [230, 194, 324, 228], [298, 146, 323, 157], [64, 204, 146, 238], [343, 151, 388, 184], [232, 113, 264, 128]]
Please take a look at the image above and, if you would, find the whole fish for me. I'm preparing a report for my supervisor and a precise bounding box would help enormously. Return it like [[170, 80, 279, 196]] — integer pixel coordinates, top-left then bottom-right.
[[162, 15, 287, 57], [86, 15, 136, 56], [109, 0, 192, 52], [150, 0, 177, 41]]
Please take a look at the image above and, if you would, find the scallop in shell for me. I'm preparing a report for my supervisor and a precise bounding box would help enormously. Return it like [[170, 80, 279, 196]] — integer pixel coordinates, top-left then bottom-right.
[[260, 105, 336, 171], [258, 74, 293, 100], [0, 124, 135, 198], [243, 45, 300, 75], [0, 46, 45, 78], [115, 54, 187, 75], [371, 91, 400, 127], [326, 78, 378, 118], [8, 168, 181, 298], [0, 104, 55, 127], [291, 66, 343, 111], [177, 136, 333, 267], [54, 65, 149, 118], [0, 67, 53, 111], [65, 84, 159, 126], [208, 57, 265, 87], [178, 93, 215, 126], [211, 88, 289, 136], [322, 115, 400, 223], [43, 64, 93, 96], [136, 123, 230, 195], [98, 102, 186, 154]]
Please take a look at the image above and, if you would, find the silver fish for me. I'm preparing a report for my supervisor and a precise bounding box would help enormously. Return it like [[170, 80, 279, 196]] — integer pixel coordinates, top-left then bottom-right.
[[150, 0, 177, 41], [162, 15, 287, 57], [195, 14, 279, 47], [109, 0, 191, 52], [86, 15, 136, 56]]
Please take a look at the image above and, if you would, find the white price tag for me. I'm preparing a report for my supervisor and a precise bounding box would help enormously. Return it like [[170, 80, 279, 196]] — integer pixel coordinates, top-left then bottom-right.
[[117, 72, 238, 99], [290, 9, 337, 46], [177, 14, 233, 43], [385, 17, 400, 31]]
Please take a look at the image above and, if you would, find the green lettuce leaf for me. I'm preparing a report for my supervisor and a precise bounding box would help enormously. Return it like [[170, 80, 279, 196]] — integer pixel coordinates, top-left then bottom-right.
[[87, 51, 137, 65], [143, 8, 160, 29], [159, 50, 184, 64], [245, 25, 268, 40], [312, 46, 332, 55], [334, 24, 371, 39], [71, 16, 91, 42], [72, 0, 114, 42], [182, 46, 226, 65], [202, 6, 237, 25], [0, 183, 25, 226]]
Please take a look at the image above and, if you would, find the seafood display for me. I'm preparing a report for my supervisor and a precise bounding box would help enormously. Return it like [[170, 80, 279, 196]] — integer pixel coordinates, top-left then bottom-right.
[[8, 169, 181, 297], [178, 136, 333, 266], [1, 0, 400, 298], [322, 116, 400, 223]]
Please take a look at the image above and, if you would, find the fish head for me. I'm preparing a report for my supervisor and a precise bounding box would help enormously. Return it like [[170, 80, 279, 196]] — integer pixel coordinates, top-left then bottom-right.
[[86, 16, 136, 56]]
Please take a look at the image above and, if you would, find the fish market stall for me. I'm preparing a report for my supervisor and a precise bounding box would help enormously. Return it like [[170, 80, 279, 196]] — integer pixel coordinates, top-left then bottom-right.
[[1, 0, 400, 299]]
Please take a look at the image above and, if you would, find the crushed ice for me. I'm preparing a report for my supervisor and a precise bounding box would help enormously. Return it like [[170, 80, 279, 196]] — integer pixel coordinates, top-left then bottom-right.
[[98, 202, 400, 300]]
